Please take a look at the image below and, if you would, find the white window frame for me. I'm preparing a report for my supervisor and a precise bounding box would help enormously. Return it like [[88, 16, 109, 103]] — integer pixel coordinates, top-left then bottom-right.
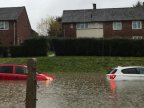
[[0, 21, 9, 30], [113, 22, 122, 30], [76, 23, 88, 29], [132, 21, 142, 29], [132, 36, 143, 40]]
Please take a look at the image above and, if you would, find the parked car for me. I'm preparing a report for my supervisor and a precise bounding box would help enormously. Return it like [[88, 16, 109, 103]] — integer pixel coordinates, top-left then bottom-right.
[[106, 66, 144, 80], [0, 64, 55, 80]]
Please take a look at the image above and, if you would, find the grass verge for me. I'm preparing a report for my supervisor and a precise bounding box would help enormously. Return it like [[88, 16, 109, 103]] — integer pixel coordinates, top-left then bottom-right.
[[0, 56, 144, 74]]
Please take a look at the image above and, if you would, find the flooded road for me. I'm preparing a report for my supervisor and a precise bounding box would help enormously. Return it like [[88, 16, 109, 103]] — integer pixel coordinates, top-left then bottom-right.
[[0, 73, 144, 108]]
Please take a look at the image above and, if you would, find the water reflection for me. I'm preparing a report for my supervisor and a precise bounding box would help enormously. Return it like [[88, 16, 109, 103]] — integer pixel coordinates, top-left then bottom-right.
[[0, 74, 144, 108], [109, 80, 116, 96], [107, 80, 144, 108]]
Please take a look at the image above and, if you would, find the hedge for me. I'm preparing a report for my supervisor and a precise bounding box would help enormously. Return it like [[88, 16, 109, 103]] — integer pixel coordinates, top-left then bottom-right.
[[52, 38, 144, 56], [1, 38, 144, 57], [0, 47, 9, 57], [10, 37, 49, 57], [22, 37, 49, 56]]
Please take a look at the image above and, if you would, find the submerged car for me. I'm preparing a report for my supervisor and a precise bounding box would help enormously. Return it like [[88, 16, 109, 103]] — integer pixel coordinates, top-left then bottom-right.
[[106, 66, 144, 80], [0, 64, 54, 81]]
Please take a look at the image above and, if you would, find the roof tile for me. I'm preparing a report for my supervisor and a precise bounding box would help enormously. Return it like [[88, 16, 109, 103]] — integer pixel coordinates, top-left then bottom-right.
[[62, 7, 144, 23], [0, 6, 25, 20]]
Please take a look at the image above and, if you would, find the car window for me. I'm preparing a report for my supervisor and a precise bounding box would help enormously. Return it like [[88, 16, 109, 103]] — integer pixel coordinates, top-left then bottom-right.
[[136, 68, 144, 74], [107, 69, 117, 74], [122, 68, 140, 74], [0, 66, 13, 73], [16, 66, 28, 74]]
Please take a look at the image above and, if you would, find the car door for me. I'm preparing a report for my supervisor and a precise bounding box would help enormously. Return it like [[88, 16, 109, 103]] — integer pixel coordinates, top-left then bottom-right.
[[136, 68, 144, 79], [14, 66, 28, 80], [121, 68, 140, 80], [0, 66, 14, 80]]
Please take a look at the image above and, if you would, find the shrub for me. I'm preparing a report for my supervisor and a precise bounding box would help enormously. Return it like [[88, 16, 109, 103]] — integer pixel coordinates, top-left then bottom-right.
[[10, 37, 49, 57], [52, 38, 144, 56], [22, 37, 48, 56]]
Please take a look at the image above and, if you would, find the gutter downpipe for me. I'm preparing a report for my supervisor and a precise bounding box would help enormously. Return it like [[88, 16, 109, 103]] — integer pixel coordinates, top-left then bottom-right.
[[14, 21, 16, 46]]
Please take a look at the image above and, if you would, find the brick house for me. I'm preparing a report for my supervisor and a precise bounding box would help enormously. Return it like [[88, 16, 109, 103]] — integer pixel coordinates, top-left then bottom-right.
[[62, 4, 144, 39], [0, 6, 31, 46]]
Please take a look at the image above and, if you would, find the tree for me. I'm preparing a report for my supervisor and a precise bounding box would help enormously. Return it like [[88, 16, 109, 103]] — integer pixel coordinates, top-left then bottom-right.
[[133, 1, 143, 7], [36, 17, 50, 36], [36, 16, 62, 37], [48, 17, 62, 37]]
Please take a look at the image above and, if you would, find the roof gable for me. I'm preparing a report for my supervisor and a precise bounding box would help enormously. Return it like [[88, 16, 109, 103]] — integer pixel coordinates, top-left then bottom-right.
[[0, 6, 25, 20], [62, 7, 144, 23]]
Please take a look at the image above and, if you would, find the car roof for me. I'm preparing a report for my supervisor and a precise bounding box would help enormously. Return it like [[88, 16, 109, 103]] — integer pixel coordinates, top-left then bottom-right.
[[0, 64, 27, 67], [115, 66, 144, 70]]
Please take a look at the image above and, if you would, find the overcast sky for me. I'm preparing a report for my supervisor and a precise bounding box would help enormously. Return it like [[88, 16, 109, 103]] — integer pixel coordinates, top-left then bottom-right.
[[0, 0, 143, 31]]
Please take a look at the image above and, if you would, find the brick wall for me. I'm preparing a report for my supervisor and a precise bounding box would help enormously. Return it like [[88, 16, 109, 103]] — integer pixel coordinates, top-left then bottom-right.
[[63, 23, 76, 38], [17, 8, 31, 45], [0, 21, 15, 46], [103, 21, 144, 38], [0, 8, 31, 46]]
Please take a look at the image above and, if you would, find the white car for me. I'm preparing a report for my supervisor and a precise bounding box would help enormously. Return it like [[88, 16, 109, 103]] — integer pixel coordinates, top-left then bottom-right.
[[106, 66, 144, 80]]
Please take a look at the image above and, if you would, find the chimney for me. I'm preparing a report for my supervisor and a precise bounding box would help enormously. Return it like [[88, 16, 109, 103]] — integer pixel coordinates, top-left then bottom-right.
[[93, 3, 96, 9]]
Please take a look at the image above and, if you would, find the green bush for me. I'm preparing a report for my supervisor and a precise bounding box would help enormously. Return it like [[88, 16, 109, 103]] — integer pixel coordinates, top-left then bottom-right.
[[10, 46, 25, 57], [22, 37, 48, 56], [10, 37, 49, 57], [0, 46, 8, 57], [52, 38, 144, 56]]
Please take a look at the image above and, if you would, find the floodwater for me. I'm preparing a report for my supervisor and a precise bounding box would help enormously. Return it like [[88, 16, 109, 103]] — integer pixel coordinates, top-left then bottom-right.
[[0, 73, 144, 108]]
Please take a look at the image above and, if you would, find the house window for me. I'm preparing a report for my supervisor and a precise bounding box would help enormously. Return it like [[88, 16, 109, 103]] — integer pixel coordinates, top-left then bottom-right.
[[0, 21, 9, 30], [132, 21, 142, 29], [113, 22, 122, 30], [76, 23, 88, 29]]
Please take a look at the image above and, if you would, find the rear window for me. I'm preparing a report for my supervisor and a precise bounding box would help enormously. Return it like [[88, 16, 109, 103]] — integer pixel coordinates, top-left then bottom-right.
[[107, 69, 117, 74], [0, 66, 13, 73], [122, 68, 140, 74]]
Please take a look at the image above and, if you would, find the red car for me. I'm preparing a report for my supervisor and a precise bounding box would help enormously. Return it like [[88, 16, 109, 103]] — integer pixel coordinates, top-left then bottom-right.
[[0, 64, 54, 80]]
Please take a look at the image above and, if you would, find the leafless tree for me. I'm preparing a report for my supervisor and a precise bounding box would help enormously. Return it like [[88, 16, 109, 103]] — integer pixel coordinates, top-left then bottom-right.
[[36, 16, 62, 37]]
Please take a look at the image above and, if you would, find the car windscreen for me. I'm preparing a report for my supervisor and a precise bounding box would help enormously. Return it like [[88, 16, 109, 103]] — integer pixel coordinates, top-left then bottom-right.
[[0, 66, 13, 73]]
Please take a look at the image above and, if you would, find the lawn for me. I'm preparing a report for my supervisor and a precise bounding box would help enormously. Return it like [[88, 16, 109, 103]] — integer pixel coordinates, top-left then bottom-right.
[[0, 56, 144, 74]]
